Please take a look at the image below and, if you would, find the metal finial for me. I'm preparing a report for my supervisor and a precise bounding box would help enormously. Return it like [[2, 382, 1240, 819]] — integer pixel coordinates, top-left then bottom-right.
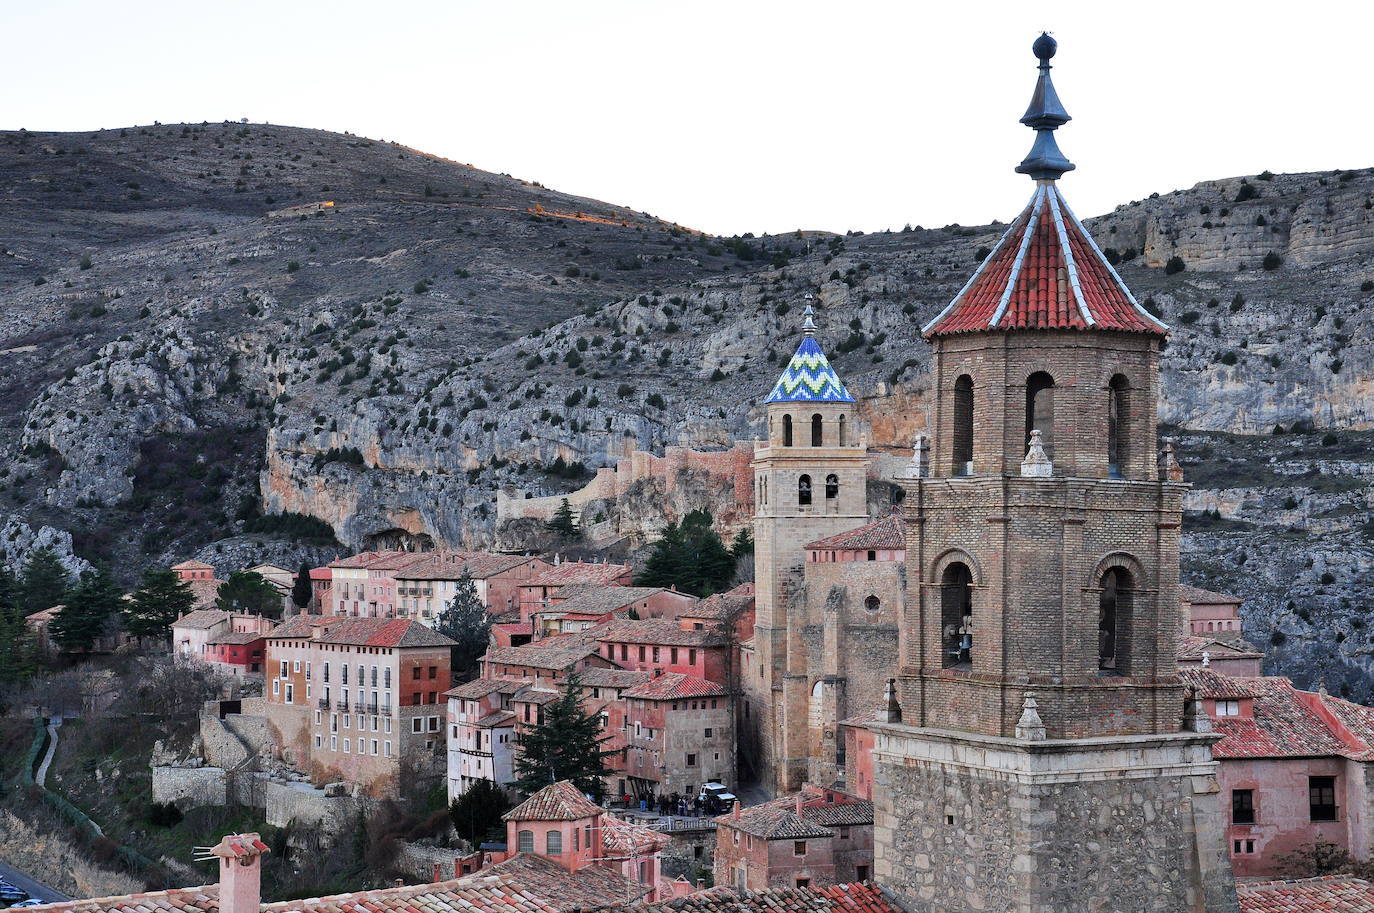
[[1015, 32, 1075, 182], [801, 303, 817, 337]]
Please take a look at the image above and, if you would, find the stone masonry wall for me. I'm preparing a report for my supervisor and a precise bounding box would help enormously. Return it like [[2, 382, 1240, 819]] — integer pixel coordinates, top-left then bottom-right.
[[151, 766, 228, 806]]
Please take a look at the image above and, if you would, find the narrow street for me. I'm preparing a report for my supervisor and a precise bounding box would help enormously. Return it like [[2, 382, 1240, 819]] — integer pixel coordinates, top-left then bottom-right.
[[0, 858, 69, 905]]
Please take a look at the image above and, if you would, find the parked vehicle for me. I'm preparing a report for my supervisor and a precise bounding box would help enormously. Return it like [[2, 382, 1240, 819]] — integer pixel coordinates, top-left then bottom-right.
[[697, 781, 737, 813]]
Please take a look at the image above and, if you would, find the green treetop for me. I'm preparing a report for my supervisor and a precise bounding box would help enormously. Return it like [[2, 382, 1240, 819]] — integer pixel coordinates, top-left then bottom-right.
[[434, 570, 491, 682], [215, 570, 284, 618], [292, 561, 313, 610], [50, 566, 123, 651], [124, 568, 197, 639], [513, 671, 617, 800], [19, 547, 71, 616], [634, 509, 736, 596], [545, 499, 579, 539]]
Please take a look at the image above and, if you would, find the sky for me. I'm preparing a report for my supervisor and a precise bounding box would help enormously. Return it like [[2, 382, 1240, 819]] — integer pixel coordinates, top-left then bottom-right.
[[4, 0, 1372, 237]]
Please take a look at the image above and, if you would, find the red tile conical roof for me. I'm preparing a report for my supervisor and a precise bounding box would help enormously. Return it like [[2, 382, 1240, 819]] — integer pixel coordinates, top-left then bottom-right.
[[923, 183, 1168, 337]]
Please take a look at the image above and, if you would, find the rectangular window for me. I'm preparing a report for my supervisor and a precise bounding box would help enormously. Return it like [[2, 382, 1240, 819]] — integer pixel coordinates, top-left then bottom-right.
[[1216, 700, 1241, 717], [704, 728, 713, 738], [315, 711, 322, 725], [638, 646, 645, 662], [384, 740, 392, 757], [413, 667, 421, 680], [689, 649, 697, 666], [305, 661, 311, 680], [671, 648, 678, 664], [314, 735, 322, 748], [1310, 776, 1338, 821], [795, 878, 809, 888], [385, 718, 392, 734], [371, 739, 379, 755], [429, 666, 437, 679], [280, 661, 288, 679], [1232, 789, 1255, 825], [652, 647, 660, 662], [343, 739, 350, 754], [794, 841, 806, 856], [342, 665, 349, 684], [343, 715, 350, 729], [686, 753, 697, 767], [429, 716, 440, 732], [384, 668, 392, 688], [371, 665, 378, 687], [323, 662, 330, 682], [413, 717, 423, 733], [330, 735, 338, 751], [272, 680, 280, 696]]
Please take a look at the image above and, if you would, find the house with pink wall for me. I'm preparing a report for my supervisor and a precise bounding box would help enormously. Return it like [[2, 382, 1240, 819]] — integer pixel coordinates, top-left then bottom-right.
[[713, 786, 873, 890], [1182, 667, 1374, 877]]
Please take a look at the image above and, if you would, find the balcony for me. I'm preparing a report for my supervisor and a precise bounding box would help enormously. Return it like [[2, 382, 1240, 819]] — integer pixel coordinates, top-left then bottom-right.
[[353, 701, 366, 713], [317, 698, 329, 710], [367, 702, 379, 715], [335, 700, 349, 711]]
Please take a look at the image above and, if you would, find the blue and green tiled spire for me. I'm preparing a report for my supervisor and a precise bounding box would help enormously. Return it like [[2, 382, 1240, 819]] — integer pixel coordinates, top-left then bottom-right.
[[763, 304, 854, 404]]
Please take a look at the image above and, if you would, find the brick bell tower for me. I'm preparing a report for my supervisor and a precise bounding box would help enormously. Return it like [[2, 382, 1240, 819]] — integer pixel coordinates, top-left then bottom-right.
[[870, 34, 1239, 913], [750, 303, 869, 793]]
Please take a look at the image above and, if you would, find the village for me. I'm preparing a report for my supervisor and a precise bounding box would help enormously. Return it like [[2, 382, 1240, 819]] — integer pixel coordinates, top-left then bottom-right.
[[5, 24, 1374, 913]]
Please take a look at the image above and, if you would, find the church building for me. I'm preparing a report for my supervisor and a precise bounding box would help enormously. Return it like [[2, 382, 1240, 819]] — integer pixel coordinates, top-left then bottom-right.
[[868, 34, 1240, 912]]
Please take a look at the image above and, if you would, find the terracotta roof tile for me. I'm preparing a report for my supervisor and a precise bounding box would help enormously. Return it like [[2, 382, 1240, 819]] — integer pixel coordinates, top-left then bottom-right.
[[1177, 635, 1262, 661], [484, 642, 602, 672], [805, 516, 904, 551], [640, 884, 900, 913], [623, 673, 726, 701], [445, 679, 514, 700], [268, 615, 455, 649], [503, 781, 602, 822], [484, 853, 649, 910], [577, 668, 654, 689], [171, 560, 215, 571], [395, 553, 538, 581], [924, 183, 1166, 337], [173, 609, 231, 630], [1180, 584, 1244, 605], [716, 788, 871, 839], [1238, 875, 1374, 913], [526, 563, 632, 587], [1208, 677, 1351, 760], [549, 587, 681, 616], [1178, 668, 1265, 699]]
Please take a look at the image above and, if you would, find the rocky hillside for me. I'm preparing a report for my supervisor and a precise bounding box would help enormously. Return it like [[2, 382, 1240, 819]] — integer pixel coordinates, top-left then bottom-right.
[[1, 124, 1372, 694]]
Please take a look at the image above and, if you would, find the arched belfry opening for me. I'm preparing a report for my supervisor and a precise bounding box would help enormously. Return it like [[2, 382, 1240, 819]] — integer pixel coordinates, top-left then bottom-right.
[[940, 562, 974, 668], [825, 473, 839, 500], [1098, 566, 1134, 673], [838, 414, 847, 446], [1108, 374, 1129, 478], [953, 374, 974, 475], [798, 474, 812, 506], [782, 414, 793, 447], [811, 414, 823, 447], [1025, 372, 1055, 460]]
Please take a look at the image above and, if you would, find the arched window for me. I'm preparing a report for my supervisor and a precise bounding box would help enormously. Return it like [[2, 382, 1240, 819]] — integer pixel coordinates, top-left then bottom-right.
[[865, 595, 881, 611], [798, 474, 812, 506], [825, 473, 839, 500], [838, 415, 847, 446], [811, 414, 824, 447], [1025, 372, 1055, 460], [783, 414, 793, 447], [953, 374, 974, 475], [1099, 567, 1133, 673], [546, 829, 563, 854], [940, 563, 974, 668], [518, 830, 534, 853], [1108, 375, 1129, 478]]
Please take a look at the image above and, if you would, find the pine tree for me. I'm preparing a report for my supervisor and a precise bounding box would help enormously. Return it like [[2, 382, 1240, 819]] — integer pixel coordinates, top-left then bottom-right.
[[449, 778, 509, 844], [0, 566, 40, 687], [292, 561, 313, 610], [729, 527, 754, 560], [545, 499, 579, 538], [513, 672, 616, 800], [19, 547, 70, 616], [49, 566, 123, 651], [124, 569, 196, 639], [216, 570, 285, 618], [434, 571, 491, 682], [635, 510, 736, 596]]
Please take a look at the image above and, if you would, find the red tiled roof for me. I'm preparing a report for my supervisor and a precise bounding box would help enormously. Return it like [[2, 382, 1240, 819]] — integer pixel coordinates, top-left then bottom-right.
[[594, 618, 726, 647], [624, 673, 726, 701], [640, 884, 900, 913], [208, 630, 268, 646], [268, 615, 455, 648], [600, 814, 671, 855], [446, 678, 514, 700], [551, 586, 680, 616], [15, 876, 564, 913], [309, 567, 332, 580], [485, 642, 601, 671], [578, 667, 653, 689], [805, 515, 904, 551], [1180, 584, 1244, 605], [1177, 635, 1262, 661], [484, 853, 650, 910], [717, 787, 872, 839], [1316, 693, 1374, 762], [527, 563, 631, 587], [504, 780, 602, 822], [171, 560, 214, 571], [1238, 875, 1374, 913], [924, 183, 1167, 337], [173, 609, 231, 631], [395, 552, 538, 581], [1209, 677, 1352, 760], [1178, 668, 1265, 699]]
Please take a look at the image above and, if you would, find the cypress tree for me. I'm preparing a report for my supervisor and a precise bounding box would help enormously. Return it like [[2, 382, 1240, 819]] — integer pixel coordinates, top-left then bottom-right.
[[545, 498, 579, 538], [635, 510, 735, 596], [0, 566, 40, 686], [513, 672, 616, 800], [292, 561, 313, 610]]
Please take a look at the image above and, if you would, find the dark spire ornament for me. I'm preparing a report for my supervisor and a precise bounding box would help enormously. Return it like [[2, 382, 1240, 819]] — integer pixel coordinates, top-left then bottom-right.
[[1015, 32, 1076, 181]]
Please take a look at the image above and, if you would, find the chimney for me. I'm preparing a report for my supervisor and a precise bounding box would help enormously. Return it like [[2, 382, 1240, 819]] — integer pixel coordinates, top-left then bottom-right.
[[794, 793, 803, 816], [211, 833, 269, 913], [732, 800, 741, 821], [433, 863, 443, 883]]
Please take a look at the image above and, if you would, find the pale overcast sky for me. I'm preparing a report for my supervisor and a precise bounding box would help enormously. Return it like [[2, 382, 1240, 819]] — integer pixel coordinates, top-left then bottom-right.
[[4, 0, 1370, 236]]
